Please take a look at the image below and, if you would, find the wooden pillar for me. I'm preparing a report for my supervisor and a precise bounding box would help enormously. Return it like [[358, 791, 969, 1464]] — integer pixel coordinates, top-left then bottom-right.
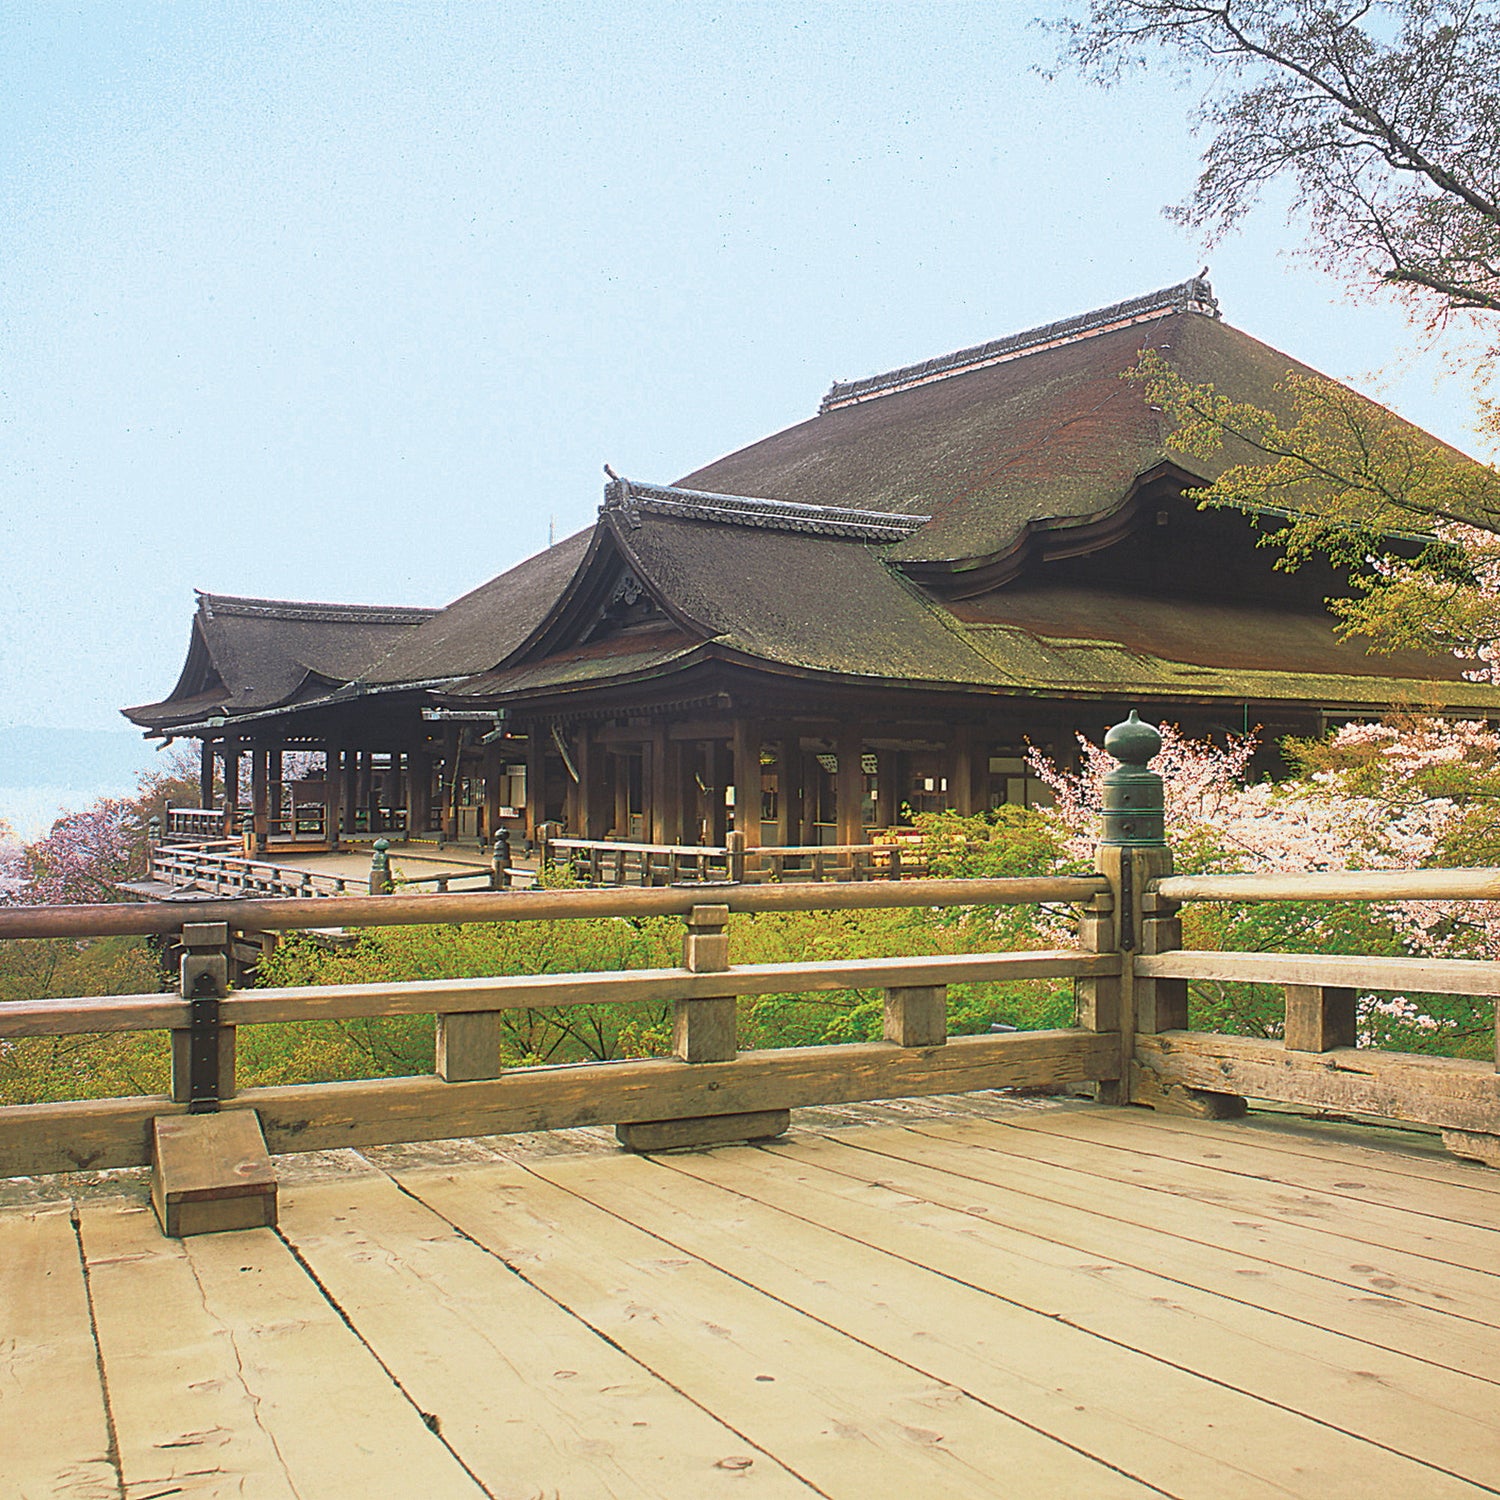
[[772, 738, 794, 847], [874, 749, 898, 830], [730, 722, 760, 846], [199, 739, 215, 809], [325, 743, 343, 849], [483, 743, 503, 844], [951, 727, 978, 816], [268, 749, 284, 829], [836, 724, 864, 846], [799, 747, 818, 843], [648, 726, 670, 845], [222, 739, 242, 813], [440, 727, 460, 842], [613, 750, 631, 839], [342, 748, 359, 836], [409, 750, 432, 836], [250, 747, 269, 854], [569, 725, 592, 838], [525, 727, 547, 842]]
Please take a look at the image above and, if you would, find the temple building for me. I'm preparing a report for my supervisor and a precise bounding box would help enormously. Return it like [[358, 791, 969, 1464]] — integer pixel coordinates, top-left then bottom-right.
[[125, 278, 1500, 856]]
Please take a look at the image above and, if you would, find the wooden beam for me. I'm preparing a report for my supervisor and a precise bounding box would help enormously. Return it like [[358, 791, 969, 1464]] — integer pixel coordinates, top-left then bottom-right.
[[1137, 948, 1500, 999], [1158, 869, 1500, 903], [648, 726, 669, 846], [1133, 1032, 1500, 1136], [0, 1029, 1120, 1175], [0, 952, 1118, 1037], [0, 875, 1111, 941]]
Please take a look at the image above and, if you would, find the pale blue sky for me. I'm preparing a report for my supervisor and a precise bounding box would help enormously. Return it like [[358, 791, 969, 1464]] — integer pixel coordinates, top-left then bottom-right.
[[2, 1, 1487, 731]]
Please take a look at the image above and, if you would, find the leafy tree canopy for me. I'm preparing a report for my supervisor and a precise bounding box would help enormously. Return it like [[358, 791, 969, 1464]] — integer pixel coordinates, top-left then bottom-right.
[[1056, 2, 1500, 330]]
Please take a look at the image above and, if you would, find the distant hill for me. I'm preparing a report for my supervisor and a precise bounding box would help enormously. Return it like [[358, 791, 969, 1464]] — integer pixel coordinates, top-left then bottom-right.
[[0, 726, 162, 792]]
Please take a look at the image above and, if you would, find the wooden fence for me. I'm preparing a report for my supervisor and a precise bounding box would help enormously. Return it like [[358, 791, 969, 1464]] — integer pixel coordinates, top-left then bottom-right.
[[542, 830, 934, 885], [5, 824, 1500, 1179]]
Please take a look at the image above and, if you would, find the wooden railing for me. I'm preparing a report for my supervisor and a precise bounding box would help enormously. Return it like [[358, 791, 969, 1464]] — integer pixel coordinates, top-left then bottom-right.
[[8, 838, 1500, 1179], [1123, 864, 1500, 1164], [0, 877, 1109, 1175], [165, 805, 235, 840], [543, 831, 936, 885], [148, 844, 365, 898]]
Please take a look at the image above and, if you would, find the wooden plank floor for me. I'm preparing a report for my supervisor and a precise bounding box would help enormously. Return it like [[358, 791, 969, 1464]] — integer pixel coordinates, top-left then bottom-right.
[[6, 1095, 1500, 1499]]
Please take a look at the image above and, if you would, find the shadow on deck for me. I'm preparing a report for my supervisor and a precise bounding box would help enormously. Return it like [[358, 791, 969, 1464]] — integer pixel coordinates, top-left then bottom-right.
[[8, 1093, 1500, 1499]]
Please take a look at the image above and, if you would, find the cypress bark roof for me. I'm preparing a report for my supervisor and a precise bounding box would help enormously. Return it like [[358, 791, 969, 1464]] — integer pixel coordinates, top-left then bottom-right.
[[123, 593, 436, 730]]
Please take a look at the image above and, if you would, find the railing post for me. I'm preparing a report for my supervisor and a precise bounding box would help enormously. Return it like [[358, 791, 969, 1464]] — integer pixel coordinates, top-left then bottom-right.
[[490, 830, 512, 889], [674, 904, 736, 1062], [171, 922, 234, 1111], [1096, 711, 1243, 1118], [618, 902, 788, 1151], [884, 986, 946, 1048], [369, 837, 393, 895], [727, 829, 746, 884], [1284, 985, 1356, 1052]]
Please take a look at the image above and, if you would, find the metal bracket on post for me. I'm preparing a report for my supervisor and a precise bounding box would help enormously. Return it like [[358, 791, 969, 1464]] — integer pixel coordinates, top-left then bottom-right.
[[178, 922, 231, 1114]]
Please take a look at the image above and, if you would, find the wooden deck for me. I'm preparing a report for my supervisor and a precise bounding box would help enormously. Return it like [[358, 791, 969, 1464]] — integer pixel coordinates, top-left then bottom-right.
[[7, 1095, 1500, 1499]]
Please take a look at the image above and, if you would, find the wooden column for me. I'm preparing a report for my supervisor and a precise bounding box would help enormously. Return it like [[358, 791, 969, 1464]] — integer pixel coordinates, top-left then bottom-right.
[[951, 727, 979, 816], [199, 739, 215, 808], [874, 749, 898, 831], [250, 747, 269, 854], [268, 749, 284, 830], [525, 728, 547, 843], [409, 750, 432, 836], [648, 726, 670, 845], [799, 748, 818, 843], [440, 727, 459, 842], [343, 749, 359, 837], [613, 750, 631, 839], [705, 741, 728, 847], [325, 744, 343, 849], [571, 724, 598, 839], [483, 743, 503, 844], [836, 724, 864, 846], [731, 721, 760, 846], [222, 739, 242, 815], [773, 738, 795, 847]]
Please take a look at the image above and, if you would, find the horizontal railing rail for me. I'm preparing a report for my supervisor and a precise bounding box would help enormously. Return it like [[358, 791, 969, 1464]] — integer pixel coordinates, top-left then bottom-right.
[[1155, 867, 1500, 902], [0, 876, 1106, 939]]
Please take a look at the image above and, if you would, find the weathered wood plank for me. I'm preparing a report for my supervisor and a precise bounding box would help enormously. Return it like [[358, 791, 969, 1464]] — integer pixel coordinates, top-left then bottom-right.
[[1138, 947, 1500, 997], [0, 1029, 1116, 1176], [277, 1171, 817, 1497], [803, 1118, 1500, 1383], [0, 1208, 117, 1500], [1003, 1103, 1500, 1270], [1069, 1104, 1500, 1197], [1013, 1106, 1500, 1228], [890, 1115, 1500, 1328], [1156, 868, 1500, 902], [0, 875, 1110, 940], [616, 1110, 790, 1152], [0, 951, 1119, 1036], [1133, 1031, 1500, 1137], [80, 1202, 484, 1498], [395, 1160, 1156, 1499], [645, 1140, 1500, 1495]]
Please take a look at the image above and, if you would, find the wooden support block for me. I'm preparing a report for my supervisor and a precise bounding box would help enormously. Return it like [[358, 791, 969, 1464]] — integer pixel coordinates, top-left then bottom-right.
[[884, 985, 947, 1048], [1441, 1128, 1500, 1168], [616, 1109, 790, 1153], [150, 1110, 277, 1238], [1284, 984, 1357, 1052], [436, 1011, 502, 1082]]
